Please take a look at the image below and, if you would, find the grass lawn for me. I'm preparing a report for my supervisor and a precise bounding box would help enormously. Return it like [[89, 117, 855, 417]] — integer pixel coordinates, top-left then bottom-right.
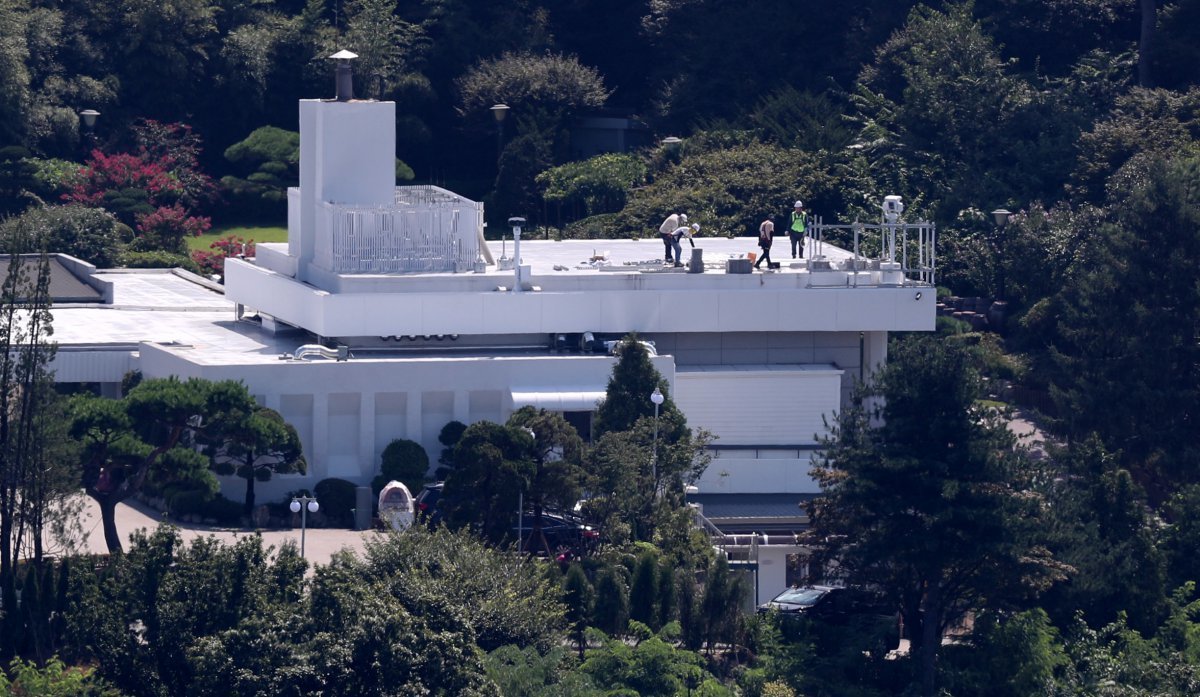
[[187, 225, 288, 252]]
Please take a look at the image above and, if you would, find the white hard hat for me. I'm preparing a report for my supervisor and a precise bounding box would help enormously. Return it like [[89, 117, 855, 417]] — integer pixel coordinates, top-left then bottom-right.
[[794, 200, 804, 208], [679, 213, 688, 223], [691, 223, 700, 231]]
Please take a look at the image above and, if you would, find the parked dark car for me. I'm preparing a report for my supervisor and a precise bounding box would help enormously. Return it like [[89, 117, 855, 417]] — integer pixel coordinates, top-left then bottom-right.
[[758, 585, 901, 653], [515, 510, 600, 558], [414, 482, 446, 526]]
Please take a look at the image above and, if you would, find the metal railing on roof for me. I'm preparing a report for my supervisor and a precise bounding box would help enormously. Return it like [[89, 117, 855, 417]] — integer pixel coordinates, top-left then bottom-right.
[[807, 215, 936, 287], [314, 186, 483, 274]]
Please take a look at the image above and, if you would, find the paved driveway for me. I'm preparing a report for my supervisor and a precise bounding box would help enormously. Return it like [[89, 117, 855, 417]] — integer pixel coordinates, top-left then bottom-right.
[[72, 495, 382, 568]]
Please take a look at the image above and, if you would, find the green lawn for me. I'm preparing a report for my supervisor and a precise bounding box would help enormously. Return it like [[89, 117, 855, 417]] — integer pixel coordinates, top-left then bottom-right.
[[187, 225, 288, 252]]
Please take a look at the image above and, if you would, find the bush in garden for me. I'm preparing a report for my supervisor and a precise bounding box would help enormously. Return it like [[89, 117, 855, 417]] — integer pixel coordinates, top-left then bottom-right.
[[65, 151, 183, 225], [191, 234, 255, 278], [120, 250, 203, 275], [133, 203, 211, 254], [0, 204, 123, 267], [372, 438, 429, 497], [313, 478, 358, 527]]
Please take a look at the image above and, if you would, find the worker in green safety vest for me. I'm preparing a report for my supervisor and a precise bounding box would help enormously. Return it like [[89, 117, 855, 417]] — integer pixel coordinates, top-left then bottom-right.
[[789, 200, 807, 259]]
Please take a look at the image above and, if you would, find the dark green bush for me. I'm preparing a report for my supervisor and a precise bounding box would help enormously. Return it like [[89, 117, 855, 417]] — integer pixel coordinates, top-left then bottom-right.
[[0, 204, 123, 267], [313, 478, 357, 527], [121, 250, 203, 275], [372, 438, 429, 497]]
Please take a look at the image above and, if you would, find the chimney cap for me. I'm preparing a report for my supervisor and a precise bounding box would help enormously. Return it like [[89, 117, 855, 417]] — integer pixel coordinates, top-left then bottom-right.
[[329, 49, 358, 60]]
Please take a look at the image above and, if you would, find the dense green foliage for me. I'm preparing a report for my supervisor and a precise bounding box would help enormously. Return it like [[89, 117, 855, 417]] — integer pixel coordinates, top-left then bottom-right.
[[1, 0, 1200, 693]]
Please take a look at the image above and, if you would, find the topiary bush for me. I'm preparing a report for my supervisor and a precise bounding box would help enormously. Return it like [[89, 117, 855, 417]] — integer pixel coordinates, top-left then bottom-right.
[[372, 438, 430, 497], [313, 478, 358, 527]]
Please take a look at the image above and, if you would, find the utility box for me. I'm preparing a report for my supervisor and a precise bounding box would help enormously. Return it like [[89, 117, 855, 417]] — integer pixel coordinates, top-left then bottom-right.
[[688, 248, 704, 273], [726, 257, 752, 274], [354, 486, 373, 530]]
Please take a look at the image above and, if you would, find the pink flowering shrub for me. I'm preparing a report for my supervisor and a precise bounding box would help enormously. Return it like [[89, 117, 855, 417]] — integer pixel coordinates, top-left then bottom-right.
[[134, 204, 211, 254], [132, 120, 217, 208], [191, 234, 255, 279], [66, 150, 183, 218]]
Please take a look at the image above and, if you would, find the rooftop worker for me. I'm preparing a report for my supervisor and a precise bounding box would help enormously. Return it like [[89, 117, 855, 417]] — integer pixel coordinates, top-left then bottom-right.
[[659, 212, 687, 264], [755, 216, 774, 271], [670, 222, 700, 267], [790, 200, 808, 259]]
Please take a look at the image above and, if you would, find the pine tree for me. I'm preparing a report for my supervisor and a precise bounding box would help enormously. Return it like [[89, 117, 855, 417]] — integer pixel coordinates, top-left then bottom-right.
[[591, 567, 628, 637], [563, 563, 593, 659], [629, 550, 659, 630]]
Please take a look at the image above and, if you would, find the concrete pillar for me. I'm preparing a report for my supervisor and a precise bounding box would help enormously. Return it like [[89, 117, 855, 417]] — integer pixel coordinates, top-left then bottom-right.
[[312, 393, 328, 479], [360, 392, 376, 478], [354, 486, 373, 531]]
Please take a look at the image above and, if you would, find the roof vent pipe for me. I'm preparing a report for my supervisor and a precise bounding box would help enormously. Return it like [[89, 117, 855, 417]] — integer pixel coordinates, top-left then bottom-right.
[[508, 217, 526, 292], [329, 50, 358, 102]]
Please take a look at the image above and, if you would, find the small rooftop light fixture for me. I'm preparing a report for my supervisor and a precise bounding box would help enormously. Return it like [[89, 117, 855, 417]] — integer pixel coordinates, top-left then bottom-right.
[[991, 208, 1013, 227], [329, 49, 358, 102], [490, 103, 510, 122], [661, 136, 683, 150]]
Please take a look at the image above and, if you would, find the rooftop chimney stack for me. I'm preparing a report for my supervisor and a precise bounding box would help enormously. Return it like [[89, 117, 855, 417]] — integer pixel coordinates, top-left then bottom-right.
[[329, 50, 358, 102]]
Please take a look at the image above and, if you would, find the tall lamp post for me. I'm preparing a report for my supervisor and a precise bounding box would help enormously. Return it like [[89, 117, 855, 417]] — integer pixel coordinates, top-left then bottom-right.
[[290, 495, 319, 558], [79, 109, 99, 152], [650, 387, 664, 486], [490, 104, 510, 167], [990, 208, 1013, 300]]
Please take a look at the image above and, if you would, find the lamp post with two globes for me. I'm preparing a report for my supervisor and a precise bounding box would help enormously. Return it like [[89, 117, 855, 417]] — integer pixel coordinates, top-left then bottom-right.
[[290, 495, 319, 558]]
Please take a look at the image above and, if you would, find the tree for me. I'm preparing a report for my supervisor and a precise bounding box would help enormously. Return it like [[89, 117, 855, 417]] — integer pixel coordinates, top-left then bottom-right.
[[359, 524, 567, 652], [808, 334, 1064, 696], [563, 563, 593, 659], [456, 52, 608, 117], [537, 153, 647, 225], [443, 419, 528, 544], [507, 406, 585, 556], [592, 566, 629, 637], [585, 337, 711, 549], [371, 438, 429, 497], [342, 0, 421, 94], [629, 550, 660, 630], [70, 377, 258, 552], [0, 205, 124, 268], [1040, 436, 1169, 634], [0, 224, 64, 581], [443, 408, 584, 553], [593, 335, 678, 438], [1048, 155, 1200, 496], [698, 555, 746, 654], [207, 406, 305, 516], [220, 126, 300, 218]]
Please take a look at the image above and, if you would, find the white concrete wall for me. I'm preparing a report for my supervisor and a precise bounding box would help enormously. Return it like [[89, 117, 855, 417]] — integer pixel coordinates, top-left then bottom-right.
[[696, 451, 820, 494], [673, 367, 842, 445], [296, 100, 396, 283], [225, 259, 936, 338], [138, 343, 675, 501]]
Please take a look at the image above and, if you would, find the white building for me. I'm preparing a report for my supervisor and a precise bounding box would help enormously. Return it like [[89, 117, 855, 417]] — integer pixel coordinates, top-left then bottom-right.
[[47, 88, 935, 594]]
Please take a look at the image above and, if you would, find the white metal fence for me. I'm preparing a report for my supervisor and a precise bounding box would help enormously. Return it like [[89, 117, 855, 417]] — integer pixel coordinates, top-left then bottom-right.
[[314, 186, 482, 274]]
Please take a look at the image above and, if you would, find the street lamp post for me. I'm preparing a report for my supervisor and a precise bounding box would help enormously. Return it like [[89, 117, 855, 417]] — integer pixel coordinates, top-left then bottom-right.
[[650, 387, 664, 486], [79, 110, 99, 152], [290, 495, 320, 558], [490, 104, 510, 167], [990, 208, 1013, 300]]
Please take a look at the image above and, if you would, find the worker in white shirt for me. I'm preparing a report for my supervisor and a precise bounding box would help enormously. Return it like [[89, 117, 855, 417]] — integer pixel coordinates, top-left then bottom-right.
[[659, 212, 687, 263]]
